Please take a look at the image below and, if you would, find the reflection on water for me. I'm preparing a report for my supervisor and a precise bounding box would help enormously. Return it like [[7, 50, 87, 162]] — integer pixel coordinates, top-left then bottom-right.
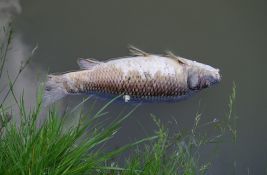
[[0, 0, 40, 111], [3, 0, 267, 174]]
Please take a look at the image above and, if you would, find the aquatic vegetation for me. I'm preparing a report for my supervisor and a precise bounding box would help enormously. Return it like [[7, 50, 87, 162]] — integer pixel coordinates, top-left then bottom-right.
[[0, 93, 155, 174], [0, 25, 236, 175], [100, 88, 237, 175]]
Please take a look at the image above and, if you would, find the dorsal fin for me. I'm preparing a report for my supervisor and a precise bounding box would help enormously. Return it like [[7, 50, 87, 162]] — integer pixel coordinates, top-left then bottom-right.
[[77, 58, 102, 70], [165, 51, 188, 65], [128, 45, 149, 56]]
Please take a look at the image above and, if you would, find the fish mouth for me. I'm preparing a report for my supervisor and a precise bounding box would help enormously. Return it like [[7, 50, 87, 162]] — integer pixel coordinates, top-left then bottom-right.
[[209, 70, 221, 86], [210, 80, 219, 86], [209, 76, 221, 86], [202, 74, 221, 89], [215, 73, 222, 84]]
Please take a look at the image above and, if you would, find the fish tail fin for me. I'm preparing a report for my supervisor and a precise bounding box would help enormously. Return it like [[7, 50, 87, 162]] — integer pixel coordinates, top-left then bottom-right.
[[43, 74, 68, 106]]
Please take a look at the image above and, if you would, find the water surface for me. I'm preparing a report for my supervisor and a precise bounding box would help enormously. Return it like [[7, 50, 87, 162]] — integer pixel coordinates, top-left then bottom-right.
[[9, 0, 267, 174]]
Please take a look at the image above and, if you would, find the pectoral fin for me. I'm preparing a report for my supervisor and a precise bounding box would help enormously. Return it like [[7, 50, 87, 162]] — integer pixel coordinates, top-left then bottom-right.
[[77, 58, 102, 70], [123, 94, 131, 102]]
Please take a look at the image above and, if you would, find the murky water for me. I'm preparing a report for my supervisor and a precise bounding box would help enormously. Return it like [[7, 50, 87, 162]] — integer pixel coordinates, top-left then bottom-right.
[[2, 0, 267, 174]]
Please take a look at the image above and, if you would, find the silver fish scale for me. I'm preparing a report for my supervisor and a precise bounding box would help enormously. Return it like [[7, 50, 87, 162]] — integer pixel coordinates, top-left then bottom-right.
[[70, 64, 189, 102]]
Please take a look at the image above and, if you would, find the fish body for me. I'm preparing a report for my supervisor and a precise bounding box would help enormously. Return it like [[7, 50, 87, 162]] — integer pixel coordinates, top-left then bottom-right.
[[44, 47, 221, 106]]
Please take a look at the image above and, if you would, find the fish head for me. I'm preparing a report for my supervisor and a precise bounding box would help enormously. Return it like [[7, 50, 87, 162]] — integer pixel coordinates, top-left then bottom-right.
[[187, 61, 221, 91]]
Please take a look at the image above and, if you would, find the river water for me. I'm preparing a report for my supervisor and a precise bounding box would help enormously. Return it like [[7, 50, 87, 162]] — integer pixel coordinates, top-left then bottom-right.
[[2, 0, 267, 174]]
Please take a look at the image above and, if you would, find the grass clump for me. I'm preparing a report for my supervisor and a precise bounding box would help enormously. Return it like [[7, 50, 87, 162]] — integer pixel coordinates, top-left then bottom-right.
[[0, 93, 155, 175]]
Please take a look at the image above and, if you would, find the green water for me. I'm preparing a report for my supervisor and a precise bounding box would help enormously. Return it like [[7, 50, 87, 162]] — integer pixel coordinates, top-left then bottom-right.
[[10, 0, 267, 174]]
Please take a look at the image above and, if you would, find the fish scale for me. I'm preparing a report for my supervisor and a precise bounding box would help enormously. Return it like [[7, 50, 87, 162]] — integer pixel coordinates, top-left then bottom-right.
[[66, 62, 188, 102]]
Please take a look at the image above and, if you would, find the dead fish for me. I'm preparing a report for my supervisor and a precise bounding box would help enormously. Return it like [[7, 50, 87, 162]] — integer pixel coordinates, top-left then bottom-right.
[[43, 46, 221, 106]]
